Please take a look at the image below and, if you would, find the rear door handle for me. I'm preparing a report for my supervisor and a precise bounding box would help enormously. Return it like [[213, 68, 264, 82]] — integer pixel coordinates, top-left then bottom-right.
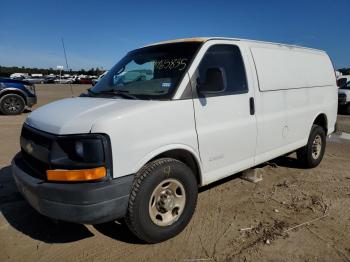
[[249, 97, 255, 115]]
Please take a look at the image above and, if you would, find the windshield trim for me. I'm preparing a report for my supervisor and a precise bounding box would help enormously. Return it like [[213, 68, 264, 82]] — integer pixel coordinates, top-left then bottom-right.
[[173, 41, 205, 100]]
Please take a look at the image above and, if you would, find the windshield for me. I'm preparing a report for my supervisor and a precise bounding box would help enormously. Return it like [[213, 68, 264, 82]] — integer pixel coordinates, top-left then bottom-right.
[[91, 42, 202, 100], [340, 81, 350, 90]]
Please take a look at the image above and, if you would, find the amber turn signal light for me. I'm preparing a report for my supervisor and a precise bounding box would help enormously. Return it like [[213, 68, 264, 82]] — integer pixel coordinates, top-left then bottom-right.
[[46, 167, 106, 182]]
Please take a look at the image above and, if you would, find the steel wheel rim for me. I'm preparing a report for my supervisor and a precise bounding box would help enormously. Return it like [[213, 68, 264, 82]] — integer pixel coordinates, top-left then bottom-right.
[[149, 178, 186, 227], [3, 97, 21, 112], [312, 134, 322, 160]]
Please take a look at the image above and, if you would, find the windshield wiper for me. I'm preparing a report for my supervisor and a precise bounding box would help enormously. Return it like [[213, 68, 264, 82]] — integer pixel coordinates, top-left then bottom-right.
[[97, 89, 138, 100]]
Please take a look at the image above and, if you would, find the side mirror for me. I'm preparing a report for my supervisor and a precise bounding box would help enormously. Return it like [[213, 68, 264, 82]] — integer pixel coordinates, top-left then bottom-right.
[[197, 67, 225, 94]]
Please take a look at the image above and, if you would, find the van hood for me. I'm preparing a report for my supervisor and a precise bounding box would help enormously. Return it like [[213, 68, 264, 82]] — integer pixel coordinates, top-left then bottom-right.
[[25, 97, 151, 134]]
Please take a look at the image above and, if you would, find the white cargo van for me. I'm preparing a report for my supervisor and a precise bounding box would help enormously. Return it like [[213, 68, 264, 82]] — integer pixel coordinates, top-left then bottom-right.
[[12, 37, 337, 243]]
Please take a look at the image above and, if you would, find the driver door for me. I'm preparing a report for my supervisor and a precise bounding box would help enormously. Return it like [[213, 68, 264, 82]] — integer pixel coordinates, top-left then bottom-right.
[[191, 43, 257, 184]]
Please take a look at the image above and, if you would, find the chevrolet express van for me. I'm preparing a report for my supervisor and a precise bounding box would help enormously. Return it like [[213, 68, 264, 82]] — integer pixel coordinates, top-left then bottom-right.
[[12, 37, 337, 243]]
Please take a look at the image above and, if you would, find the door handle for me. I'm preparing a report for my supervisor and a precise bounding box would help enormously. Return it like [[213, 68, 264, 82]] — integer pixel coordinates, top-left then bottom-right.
[[249, 97, 255, 115]]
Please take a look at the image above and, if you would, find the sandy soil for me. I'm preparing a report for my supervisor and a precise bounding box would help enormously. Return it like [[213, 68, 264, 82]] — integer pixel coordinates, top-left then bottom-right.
[[0, 85, 349, 262], [337, 114, 350, 134]]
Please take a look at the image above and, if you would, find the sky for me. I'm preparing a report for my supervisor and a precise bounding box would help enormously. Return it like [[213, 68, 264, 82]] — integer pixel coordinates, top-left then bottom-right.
[[0, 0, 349, 70]]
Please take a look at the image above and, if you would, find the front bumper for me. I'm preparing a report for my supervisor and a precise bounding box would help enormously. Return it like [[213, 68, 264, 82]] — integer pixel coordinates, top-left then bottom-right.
[[26, 96, 37, 107], [12, 153, 133, 224]]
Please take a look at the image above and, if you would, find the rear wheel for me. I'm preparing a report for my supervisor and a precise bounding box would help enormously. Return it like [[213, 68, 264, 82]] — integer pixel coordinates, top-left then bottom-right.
[[0, 94, 25, 115], [125, 158, 198, 243], [297, 125, 326, 168]]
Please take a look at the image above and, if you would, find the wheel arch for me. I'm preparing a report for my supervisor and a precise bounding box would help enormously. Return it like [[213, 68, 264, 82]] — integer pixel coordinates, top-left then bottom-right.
[[0, 89, 27, 105], [137, 145, 203, 186], [312, 113, 328, 134]]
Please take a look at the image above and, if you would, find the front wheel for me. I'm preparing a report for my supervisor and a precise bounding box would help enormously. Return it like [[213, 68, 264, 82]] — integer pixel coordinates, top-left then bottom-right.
[[0, 94, 25, 115], [125, 158, 198, 243], [297, 125, 326, 168]]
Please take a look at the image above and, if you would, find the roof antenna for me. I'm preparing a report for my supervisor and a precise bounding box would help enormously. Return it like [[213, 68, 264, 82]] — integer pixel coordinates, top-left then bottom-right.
[[61, 37, 74, 97]]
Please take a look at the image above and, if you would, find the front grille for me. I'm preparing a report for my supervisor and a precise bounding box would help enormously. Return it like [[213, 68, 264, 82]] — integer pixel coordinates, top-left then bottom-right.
[[20, 124, 53, 180], [21, 124, 51, 149], [21, 150, 49, 180]]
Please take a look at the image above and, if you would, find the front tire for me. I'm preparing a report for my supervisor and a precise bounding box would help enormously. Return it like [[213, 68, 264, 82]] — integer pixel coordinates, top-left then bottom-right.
[[0, 94, 25, 115], [297, 125, 326, 168], [125, 158, 198, 243]]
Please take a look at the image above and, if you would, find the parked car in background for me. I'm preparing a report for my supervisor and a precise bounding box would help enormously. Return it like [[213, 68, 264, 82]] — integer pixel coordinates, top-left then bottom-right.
[[54, 77, 73, 84], [25, 76, 45, 84], [337, 75, 350, 88], [44, 76, 57, 84], [78, 78, 93, 85], [0, 78, 37, 115], [92, 71, 108, 86], [11, 76, 27, 80], [338, 80, 350, 114], [10, 73, 29, 80]]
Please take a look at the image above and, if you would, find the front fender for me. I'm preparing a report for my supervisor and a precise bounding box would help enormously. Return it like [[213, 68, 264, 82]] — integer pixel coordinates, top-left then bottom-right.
[[136, 143, 202, 176]]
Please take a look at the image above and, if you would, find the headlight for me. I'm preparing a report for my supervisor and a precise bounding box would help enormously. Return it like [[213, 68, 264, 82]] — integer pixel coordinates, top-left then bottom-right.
[[73, 138, 105, 162], [75, 141, 84, 158], [24, 84, 35, 93], [48, 134, 112, 181]]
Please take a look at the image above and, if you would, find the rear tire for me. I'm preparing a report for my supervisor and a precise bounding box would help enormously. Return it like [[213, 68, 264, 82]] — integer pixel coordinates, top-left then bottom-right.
[[297, 125, 326, 168], [0, 94, 25, 115], [125, 158, 198, 243]]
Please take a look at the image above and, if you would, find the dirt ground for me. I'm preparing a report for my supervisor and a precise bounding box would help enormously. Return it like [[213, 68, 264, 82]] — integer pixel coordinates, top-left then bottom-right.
[[0, 85, 350, 262]]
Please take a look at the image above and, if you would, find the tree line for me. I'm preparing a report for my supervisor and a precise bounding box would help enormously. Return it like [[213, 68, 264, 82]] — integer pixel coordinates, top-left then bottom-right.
[[0, 66, 105, 77], [338, 68, 350, 75]]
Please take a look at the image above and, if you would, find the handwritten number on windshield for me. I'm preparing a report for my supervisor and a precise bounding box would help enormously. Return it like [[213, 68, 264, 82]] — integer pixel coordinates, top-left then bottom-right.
[[154, 59, 187, 71]]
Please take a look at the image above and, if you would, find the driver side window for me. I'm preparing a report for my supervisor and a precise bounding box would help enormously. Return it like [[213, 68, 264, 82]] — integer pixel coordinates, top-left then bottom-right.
[[197, 44, 248, 96]]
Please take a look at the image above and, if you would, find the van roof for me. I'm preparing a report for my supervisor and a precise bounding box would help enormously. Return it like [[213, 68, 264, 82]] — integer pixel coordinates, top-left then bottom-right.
[[144, 37, 325, 53]]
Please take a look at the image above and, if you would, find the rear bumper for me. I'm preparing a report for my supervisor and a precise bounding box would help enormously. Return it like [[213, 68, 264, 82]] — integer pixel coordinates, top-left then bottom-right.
[[12, 153, 133, 224], [26, 96, 37, 107]]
